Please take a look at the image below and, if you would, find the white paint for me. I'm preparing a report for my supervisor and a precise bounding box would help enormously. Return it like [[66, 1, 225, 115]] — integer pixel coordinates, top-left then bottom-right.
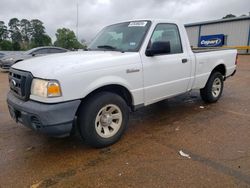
[[12, 19, 237, 105], [97, 0, 110, 4]]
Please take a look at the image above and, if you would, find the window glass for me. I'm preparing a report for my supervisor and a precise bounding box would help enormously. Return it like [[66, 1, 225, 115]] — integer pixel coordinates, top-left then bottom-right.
[[149, 24, 183, 54], [89, 21, 151, 52], [34, 49, 49, 54], [49, 48, 65, 53]]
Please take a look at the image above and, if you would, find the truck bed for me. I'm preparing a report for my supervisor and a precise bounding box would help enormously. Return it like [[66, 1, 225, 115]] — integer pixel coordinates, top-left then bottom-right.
[[192, 47, 233, 53]]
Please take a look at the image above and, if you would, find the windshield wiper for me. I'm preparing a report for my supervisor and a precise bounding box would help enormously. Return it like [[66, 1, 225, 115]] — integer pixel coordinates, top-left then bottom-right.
[[97, 45, 118, 50], [95, 45, 125, 53]]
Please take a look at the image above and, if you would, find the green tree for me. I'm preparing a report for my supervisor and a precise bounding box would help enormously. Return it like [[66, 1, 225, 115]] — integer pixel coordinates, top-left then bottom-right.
[[41, 34, 52, 46], [0, 40, 13, 50], [54, 28, 83, 49], [0, 21, 8, 41], [20, 19, 32, 49], [12, 41, 21, 50], [30, 19, 51, 47], [222, 14, 236, 19], [8, 18, 22, 50], [1, 18, 52, 51]]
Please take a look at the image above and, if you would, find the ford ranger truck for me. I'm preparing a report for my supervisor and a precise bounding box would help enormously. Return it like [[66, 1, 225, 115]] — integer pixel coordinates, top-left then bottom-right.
[[7, 19, 237, 148]]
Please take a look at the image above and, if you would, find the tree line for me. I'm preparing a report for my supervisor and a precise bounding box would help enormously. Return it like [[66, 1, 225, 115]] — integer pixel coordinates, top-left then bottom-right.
[[222, 13, 249, 19], [0, 18, 84, 51]]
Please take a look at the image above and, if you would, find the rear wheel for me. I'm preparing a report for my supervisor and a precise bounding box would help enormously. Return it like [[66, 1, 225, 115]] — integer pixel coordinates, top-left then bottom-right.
[[200, 72, 224, 103], [78, 92, 129, 148]]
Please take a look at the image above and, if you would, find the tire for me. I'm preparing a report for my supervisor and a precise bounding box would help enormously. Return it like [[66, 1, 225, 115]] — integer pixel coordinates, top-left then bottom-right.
[[78, 92, 129, 148], [200, 71, 224, 103]]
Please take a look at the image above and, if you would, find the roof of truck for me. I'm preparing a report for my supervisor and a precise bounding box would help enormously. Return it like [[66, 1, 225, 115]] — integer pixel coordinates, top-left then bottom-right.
[[109, 19, 183, 26]]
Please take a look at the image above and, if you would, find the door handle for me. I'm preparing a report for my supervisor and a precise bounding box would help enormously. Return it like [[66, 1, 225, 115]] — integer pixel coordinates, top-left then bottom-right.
[[182, 58, 188, 63], [126, 68, 140, 73]]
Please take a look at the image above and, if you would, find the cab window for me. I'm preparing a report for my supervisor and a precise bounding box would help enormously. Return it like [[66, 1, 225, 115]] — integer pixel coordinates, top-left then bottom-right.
[[149, 23, 183, 54]]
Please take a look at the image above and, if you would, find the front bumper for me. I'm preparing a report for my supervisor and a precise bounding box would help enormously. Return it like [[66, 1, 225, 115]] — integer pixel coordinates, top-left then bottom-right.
[[7, 92, 81, 137]]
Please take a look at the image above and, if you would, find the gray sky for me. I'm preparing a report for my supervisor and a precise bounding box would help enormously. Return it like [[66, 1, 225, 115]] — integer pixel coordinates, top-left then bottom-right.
[[0, 0, 249, 42]]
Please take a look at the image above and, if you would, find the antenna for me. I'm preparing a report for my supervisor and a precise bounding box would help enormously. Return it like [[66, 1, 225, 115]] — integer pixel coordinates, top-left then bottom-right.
[[76, 1, 79, 40]]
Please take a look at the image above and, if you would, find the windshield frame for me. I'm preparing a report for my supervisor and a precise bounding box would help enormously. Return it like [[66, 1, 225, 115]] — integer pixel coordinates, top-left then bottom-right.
[[88, 20, 152, 52]]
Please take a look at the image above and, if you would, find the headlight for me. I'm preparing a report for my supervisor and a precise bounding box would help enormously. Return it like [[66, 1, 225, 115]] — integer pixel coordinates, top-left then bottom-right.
[[31, 78, 62, 98]]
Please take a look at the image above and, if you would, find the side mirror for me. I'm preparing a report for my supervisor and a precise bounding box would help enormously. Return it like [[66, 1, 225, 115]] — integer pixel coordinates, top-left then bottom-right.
[[146, 41, 170, 57], [31, 53, 36, 57]]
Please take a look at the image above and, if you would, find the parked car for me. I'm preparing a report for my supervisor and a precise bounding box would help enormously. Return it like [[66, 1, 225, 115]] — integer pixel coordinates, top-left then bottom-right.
[[7, 19, 237, 148], [0, 46, 68, 71], [0, 52, 5, 59]]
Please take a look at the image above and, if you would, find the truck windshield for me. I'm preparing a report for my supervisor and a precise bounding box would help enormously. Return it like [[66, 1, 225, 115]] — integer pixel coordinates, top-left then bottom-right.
[[88, 21, 151, 52]]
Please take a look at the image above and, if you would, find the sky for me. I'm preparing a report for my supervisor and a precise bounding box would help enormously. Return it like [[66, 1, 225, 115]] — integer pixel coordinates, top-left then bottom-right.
[[0, 0, 249, 42]]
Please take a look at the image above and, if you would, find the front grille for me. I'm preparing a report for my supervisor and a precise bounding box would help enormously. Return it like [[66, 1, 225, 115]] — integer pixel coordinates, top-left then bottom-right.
[[8, 68, 33, 101]]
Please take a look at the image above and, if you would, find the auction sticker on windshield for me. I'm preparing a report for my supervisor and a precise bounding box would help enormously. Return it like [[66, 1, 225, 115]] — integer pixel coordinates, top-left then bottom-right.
[[128, 21, 147, 27]]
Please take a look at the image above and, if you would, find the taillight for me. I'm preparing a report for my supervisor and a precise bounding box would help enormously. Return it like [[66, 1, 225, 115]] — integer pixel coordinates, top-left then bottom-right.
[[235, 54, 238, 65]]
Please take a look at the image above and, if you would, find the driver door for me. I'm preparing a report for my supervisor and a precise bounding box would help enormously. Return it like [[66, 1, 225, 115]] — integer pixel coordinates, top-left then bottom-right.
[[141, 23, 192, 105]]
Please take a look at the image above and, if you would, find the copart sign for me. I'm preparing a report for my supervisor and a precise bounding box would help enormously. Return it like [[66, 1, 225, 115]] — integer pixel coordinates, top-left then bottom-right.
[[199, 34, 224, 47]]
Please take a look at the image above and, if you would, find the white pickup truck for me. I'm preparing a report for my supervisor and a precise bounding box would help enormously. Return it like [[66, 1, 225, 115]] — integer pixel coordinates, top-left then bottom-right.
[[7, 19, 237, 148]]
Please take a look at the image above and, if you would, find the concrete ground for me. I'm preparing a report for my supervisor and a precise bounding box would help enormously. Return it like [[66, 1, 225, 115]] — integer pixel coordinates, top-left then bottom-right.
[[0, 55, 250, 188]]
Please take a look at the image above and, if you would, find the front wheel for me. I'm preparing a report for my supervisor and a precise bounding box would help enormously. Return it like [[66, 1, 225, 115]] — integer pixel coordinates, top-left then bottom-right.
[[200, 72, 224, 103], [78, 92, 129, 148]]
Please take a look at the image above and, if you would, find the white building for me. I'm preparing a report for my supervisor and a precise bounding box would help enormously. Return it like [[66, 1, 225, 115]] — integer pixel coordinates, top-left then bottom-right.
[[185, 16, 250, 54]]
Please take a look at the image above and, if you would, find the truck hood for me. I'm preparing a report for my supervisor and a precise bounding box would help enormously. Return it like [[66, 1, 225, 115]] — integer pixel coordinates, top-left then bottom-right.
[[12, 51, 141, 78]]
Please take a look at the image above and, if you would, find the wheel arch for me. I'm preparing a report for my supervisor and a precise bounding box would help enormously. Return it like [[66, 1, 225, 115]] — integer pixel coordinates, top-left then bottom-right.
[[76, 84, 134, 116], [211, 64, 226, 77], [196, 63, 226, 90]]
